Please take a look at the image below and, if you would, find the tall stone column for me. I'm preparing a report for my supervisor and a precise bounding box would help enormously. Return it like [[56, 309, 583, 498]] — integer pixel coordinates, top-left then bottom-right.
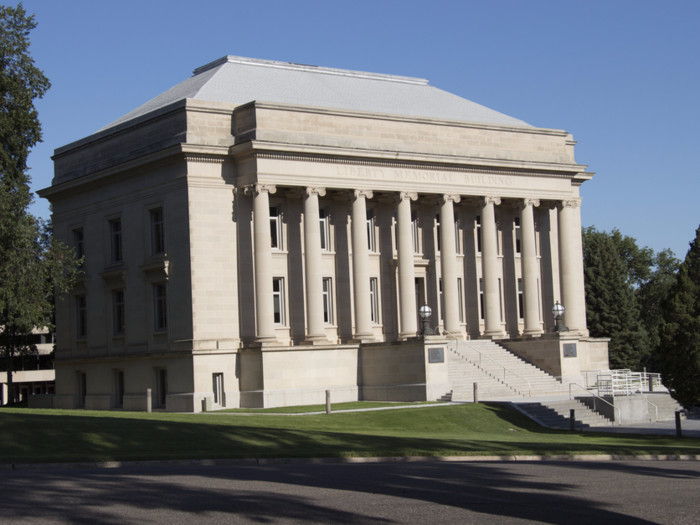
[[397, 191, 418, 339], [518, 198, 542, 336], [303, 187, 328, 343], [479, 196, 504, 338], [558, 199, 587, 334], [440, 194, 462, 337], [246, 184, 278, 344], [351, 190, 375, 341]]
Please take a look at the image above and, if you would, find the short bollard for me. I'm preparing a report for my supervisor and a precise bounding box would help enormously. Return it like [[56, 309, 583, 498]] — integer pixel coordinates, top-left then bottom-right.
[[676, 411, 683, 437], [146, 388, 152, 413], [326, 389, 331, 414], [570, 409, 576, 431], [473, 383, 479, 404]]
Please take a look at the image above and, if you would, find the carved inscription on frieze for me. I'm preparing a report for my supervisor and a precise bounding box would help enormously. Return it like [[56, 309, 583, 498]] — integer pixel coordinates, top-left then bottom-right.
[[335, 166, 514, 186]]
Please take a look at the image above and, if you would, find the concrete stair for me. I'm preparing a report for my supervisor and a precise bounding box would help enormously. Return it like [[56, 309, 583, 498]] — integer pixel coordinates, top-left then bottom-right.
[[445, 340, 569, 401], [645, 393, 685, 421], [516, 399, 613, 429]]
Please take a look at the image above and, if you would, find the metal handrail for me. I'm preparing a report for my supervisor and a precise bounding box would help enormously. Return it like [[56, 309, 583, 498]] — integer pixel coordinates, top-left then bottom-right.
[[569, 383, 621, 425], [441, 329, 532, 397]]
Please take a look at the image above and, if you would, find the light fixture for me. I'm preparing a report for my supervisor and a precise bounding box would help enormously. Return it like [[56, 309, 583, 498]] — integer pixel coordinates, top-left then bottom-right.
[[552, 301, 568, 332], [419, 305, 434, 336]]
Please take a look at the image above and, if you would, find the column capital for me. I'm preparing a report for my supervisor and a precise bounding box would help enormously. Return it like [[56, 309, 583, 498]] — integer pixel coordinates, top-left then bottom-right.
[[395, 191, 418, 203], [478, 196, 501, 207], [306, 187, 326, 197], [513, 198, 540, 210], [442, 193, 462, 204], [353, 189, 374, 200], [559, 199, 581, 209], [244, 183, 277, 196]]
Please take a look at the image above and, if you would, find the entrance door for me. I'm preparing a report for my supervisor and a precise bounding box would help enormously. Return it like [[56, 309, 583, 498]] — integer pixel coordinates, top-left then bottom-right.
[[213, 373, 224, 407], [158, 369, 168, 408]]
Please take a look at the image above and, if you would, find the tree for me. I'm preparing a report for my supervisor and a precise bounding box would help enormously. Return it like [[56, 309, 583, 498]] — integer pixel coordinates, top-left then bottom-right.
[[0, 4, 79, 404], [657, 226, 700, 408], [638, 249, 681, 369], [582, 227, 649, 370]]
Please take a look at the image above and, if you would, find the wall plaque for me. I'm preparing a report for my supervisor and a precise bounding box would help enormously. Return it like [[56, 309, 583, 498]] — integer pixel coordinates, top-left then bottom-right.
[[428, 347, 445, 363], [563, 343, 577, 358]]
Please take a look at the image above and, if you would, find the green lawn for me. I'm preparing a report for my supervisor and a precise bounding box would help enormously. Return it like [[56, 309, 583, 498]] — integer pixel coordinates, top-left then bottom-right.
[[221, 401, 442, 413], [0, 403, 698, 464]]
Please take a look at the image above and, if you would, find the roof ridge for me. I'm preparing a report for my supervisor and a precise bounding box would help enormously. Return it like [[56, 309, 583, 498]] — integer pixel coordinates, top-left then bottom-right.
[[193, 55, 430, 86]]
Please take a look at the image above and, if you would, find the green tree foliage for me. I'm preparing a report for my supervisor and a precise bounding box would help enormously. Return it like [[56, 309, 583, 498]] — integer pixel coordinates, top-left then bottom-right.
[[657, 227, 700, 408], [638, 249, 681, 367], [582, 227, 649, 370], [0, 4, 79, 404]]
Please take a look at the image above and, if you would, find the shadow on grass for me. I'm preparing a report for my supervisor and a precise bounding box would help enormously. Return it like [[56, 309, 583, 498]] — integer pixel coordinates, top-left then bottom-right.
[[1, 458, 696, 524], [0, 404, 698, 464]]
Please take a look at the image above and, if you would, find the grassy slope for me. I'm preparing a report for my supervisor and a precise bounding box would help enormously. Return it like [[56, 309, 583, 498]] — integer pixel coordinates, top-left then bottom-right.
[[222, 401, 441, 413], [0, 403, 698, 464]]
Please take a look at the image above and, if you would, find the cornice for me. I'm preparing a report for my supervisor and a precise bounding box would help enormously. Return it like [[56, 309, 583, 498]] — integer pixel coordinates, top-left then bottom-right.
[[39, 144, 230, 200], [236, 143, 587, 180]]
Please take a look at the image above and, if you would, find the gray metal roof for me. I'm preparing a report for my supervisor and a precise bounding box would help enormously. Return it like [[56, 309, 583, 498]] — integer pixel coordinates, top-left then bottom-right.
[[98, 56, 531, 132]]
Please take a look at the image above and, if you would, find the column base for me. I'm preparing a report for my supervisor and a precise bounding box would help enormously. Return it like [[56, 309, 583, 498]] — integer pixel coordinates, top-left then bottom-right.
[[397, 330, 419, 341], [522, 329, 543, 337], [351, 332, 375, 343], [249, 338, 281, 348], [479, 331, 509, 341], [300, 334, 329, 346]]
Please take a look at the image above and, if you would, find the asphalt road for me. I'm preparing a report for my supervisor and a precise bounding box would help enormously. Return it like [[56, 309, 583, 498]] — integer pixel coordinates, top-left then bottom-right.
[[1, 460, 699, 524]]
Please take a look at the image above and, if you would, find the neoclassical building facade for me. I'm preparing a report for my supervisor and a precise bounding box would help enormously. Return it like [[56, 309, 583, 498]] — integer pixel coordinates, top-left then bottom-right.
[[40, 56, 607, 411]]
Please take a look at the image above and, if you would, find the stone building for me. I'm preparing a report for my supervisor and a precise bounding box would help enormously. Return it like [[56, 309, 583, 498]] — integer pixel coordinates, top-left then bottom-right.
[[39, 56, 608, 411]]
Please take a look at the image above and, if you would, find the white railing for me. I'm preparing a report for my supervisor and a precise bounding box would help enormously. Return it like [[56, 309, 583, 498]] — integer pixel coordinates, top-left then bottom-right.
[[584, 369, 664, 397], [441, 329, 532, 397], [647, 400, 659, 422], [569, 383, 621, 425]]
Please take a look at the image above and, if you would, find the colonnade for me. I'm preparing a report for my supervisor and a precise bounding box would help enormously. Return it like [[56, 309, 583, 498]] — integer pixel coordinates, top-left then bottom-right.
[[245, 184, 586, 344]]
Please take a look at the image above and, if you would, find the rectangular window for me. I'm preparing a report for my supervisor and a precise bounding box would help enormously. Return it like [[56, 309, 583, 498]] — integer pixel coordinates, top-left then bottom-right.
[[76, 296, 87, 338], [454, 213, 460, 254], [411, 210, 419, 253], [113, 290, 125, 335], [518, 278, 524, 320], [370, 277, 379, 324], [150, 208, 165, 255], [77, 371, 87, 408], [458, 277, 464, 323], [213, 373, 224, 406], [154, 283, 167, 331], [439, 279, 444, 321], [270, 206, 280, 249], [514, 216, 521, 254], [273, 277, 285, 325], [499, 278, 504, 322], [367, 209, 375, 252], [479, 278, 484, 320], [322, 277, 333, 324], [476, 215, 482, 253], [73, 229, 84, 267], [436, 213, 441, 252], [115, 370, 124, 408], [110, 219, 122, 263], [319, 208, 330, 251]]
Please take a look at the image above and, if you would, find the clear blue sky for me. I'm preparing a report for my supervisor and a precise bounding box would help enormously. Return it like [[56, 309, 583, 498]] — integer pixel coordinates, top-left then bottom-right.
[[20, 0, 700, 260]]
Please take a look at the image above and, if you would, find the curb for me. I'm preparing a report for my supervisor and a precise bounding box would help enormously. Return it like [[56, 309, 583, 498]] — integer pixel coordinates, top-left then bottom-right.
[[1, 454, 698, 472]]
